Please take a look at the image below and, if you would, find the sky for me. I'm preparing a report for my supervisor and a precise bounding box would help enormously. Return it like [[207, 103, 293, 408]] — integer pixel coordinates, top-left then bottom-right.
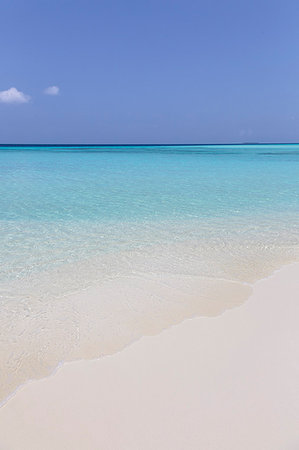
[[0, 0, 299, 144]]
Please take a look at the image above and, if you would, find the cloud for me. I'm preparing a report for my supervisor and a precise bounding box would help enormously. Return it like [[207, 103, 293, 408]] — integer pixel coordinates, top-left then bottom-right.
[[44, 85, 59, 95], [0, 87, 30, 104]]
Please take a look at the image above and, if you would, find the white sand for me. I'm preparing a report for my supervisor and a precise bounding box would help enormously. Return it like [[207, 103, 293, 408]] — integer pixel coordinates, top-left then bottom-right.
[[0, 264, 298, 450]]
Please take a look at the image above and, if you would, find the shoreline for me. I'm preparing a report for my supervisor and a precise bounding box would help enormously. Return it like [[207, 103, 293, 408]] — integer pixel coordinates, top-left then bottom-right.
[[1, 217, 298, 405], [0, 262, 298, 449], [1, 258, 296, 409], [0, 261, 297, 407]]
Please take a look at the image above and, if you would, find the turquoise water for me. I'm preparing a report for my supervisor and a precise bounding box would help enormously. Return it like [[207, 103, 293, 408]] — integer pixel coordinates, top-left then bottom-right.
[[1, 144, 299, 402], [1, 144, 299, 281], [1, 144, 299, 223]]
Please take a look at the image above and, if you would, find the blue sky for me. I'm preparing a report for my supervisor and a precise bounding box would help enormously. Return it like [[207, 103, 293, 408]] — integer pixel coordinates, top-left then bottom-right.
[[1, 0, 299, 144]]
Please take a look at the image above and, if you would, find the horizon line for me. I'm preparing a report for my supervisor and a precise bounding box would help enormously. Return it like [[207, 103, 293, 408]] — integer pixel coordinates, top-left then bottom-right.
[[1, 142, 299, 147]]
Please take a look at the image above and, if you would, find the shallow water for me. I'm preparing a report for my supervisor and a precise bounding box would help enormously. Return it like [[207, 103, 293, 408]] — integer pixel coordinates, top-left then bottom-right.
[[1, 144, 299, 402]]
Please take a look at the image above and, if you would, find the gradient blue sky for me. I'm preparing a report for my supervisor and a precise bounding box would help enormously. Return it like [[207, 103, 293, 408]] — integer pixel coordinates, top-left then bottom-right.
[[1, 0, 299, 144]]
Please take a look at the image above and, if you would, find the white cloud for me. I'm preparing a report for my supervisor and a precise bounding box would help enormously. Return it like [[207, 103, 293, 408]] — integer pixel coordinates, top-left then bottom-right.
[[0, 87, 30, 104], [44, 85, 59, 95]]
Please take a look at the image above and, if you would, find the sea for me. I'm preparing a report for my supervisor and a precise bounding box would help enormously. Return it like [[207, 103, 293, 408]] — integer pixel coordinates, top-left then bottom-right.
[[1, 144, 299, 403]]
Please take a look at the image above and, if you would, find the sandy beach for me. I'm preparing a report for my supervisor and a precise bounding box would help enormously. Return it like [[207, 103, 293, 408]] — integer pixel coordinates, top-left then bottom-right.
[[2, 0, 299, 447], [0, 263, 298, 450]]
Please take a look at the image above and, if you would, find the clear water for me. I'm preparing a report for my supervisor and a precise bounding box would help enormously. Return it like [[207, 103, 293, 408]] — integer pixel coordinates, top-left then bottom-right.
[[1, 144, 299, 279], [1, 144, 299, 403]]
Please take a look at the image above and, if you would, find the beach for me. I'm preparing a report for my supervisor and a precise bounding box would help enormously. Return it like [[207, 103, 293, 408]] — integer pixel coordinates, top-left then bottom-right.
[[0, 144, 298, 448], [1, 144, 299, 405], [0, 262, 298, 450], [2, 0, 299, 446]]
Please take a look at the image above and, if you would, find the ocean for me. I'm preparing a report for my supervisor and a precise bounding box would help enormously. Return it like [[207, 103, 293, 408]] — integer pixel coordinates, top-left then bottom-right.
[[1, 144, 299, 402]]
